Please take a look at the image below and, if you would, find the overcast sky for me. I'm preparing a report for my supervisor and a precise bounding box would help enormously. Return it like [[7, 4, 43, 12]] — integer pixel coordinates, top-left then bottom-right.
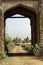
[[5, 14, 31, 40]]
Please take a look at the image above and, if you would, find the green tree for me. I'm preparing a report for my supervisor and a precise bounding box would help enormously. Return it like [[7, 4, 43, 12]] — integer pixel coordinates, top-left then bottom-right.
[[13, 37, 19, 43], [18, 38, 21, 43], [24, 36, 29, 43], [5, 37, 12, 45], [13, 38, 16, 43]]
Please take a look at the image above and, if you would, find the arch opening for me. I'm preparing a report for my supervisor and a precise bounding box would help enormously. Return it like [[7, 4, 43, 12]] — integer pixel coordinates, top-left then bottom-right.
[[4, 4, 37, 55], [5, 14, 31, 41]]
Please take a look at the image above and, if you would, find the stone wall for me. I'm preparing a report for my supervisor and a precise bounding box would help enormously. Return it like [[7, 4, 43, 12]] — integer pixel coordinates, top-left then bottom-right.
[[39, 0, 43, 55], [0, 0, 43, 56], [0, 3, 5, 59]]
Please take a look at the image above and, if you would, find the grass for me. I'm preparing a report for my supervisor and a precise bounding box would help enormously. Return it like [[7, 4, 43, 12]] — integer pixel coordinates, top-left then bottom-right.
[[22, 43, 40, 56], [0, 56, 9, 65]]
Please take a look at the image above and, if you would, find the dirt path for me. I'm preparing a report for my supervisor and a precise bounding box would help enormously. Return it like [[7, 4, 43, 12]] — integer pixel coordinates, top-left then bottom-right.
[[0, 45, 43, 65], [10, 46, 28, 53]]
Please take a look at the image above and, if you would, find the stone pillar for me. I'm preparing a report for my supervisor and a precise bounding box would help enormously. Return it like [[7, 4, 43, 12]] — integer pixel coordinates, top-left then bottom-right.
[[39, 0, 43, 55], [31, 17, 34, 45], [0, 2, 4, 58]]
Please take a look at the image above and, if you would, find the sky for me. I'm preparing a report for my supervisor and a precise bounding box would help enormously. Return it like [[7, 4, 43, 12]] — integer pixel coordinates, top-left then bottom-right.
[[5, 14, 31, 40]]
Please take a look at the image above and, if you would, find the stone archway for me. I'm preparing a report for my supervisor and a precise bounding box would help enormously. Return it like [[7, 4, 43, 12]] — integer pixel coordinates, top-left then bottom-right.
[[4, 4, 38, 47], [0, 0, 43, 57]]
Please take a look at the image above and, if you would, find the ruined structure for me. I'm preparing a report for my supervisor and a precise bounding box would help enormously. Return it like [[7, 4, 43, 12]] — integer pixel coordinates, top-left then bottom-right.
[[0, 0, 43, 56]]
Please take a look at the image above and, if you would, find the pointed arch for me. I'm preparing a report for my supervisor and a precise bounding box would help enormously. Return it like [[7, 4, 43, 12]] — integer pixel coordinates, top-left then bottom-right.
[[4, 4, 38, 45], [4, 4, 37, 20]]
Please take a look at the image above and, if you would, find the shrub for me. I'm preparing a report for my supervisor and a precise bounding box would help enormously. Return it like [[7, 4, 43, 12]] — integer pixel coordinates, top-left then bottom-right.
[[22, 44, 32, 54], [7, 43, 15, 52], [5, 37, 12, 45], [31, 44, 40, 56], [0, 50, 6, 59]]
